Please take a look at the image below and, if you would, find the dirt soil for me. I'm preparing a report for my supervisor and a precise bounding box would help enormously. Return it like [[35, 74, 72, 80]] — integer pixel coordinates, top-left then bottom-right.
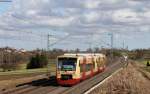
[[0, 72, 48, 81], [90, 62, 150, 94], [0, 74, 48, 91]]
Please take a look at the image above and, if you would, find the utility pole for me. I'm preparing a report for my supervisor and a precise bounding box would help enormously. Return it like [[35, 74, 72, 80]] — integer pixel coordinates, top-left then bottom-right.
[[47, 34, 55, 51], [108, 33, 113, 49], [110, 33, 113, 49], [47, 34, 51, 51], [108, 32, 114, 60], [46, 34, 53, 77], [91, 33, 94, 54], [123, 40, 125, 49]]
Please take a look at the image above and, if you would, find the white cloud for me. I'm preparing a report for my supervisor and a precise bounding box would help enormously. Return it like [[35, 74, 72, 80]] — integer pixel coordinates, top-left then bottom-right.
[[143, 11, 150, 18], [84, 11, 100, 23], [0, 0, 150, 50], [33, 16, 75, 27], [84, 0, 101, 8], [104, 0, 122, 4], [112, 8, 141, 23]]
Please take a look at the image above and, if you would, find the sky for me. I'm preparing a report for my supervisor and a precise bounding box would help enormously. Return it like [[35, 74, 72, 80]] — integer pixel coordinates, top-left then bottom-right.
[[0, 2, 11, 14], [0, 0, 150, 50]]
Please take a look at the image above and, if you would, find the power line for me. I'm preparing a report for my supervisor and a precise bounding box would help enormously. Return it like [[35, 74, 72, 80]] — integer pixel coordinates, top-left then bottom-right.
[[47, 34, 70, 49], [0, 0, 12, 2], [0, 29, 71, 50], [108, 32, 114, 49], [47, 34, 52, 51]]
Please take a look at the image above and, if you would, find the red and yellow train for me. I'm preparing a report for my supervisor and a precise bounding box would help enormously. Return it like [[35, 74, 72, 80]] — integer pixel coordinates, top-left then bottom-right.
[[56, 53, 106, 86]]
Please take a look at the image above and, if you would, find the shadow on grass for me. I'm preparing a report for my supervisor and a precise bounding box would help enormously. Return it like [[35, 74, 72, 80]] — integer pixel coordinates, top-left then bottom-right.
[[16, 76, 58, 87]]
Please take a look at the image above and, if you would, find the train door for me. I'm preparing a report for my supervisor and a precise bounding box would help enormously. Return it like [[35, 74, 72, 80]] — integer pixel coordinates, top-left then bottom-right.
[[91, 57, 95, 76], [80, 57, 86, 80]]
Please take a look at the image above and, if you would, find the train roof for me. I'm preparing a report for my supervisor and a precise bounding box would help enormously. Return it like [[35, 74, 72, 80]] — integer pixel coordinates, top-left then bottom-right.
[[58, 53, 105, 58]]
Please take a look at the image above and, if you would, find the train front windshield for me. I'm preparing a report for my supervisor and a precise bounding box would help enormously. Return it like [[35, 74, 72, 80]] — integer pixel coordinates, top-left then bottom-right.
[[58, 58, 77, 71]]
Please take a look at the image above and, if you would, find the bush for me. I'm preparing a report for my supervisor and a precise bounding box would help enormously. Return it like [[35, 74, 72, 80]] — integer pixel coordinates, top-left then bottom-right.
[[27, 54, 48, 69], [113, 51, 122, 57], [146, 61, 150, 67]]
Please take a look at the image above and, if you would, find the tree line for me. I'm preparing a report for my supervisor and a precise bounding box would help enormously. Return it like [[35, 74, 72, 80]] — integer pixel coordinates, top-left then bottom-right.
[[0, 47, 150, 71]]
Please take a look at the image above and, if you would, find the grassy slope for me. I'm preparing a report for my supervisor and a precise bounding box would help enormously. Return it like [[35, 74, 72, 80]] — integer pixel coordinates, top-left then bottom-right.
[[90, 62, 150, 94], [135, 60, 150, 72], [0, 62, 56, 81], [0, 59, 56, 74], [0, 63, 56, 74], [0, 61, 56, 89]]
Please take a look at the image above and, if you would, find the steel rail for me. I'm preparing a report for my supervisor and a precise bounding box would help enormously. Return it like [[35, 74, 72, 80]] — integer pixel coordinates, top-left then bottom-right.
[[62, 60, 124, 94]]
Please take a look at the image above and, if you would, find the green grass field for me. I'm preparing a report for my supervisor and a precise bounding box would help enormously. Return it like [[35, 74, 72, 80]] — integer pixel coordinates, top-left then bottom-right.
[[0, 64, 56, 81], [0, 63, 56, 75], [141, 60, 149, 65], [0, 59, 56, 81], [139, 60, 150, 72]]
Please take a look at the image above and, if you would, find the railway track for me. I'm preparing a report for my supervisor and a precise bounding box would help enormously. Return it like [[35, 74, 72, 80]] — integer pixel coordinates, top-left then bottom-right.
[[62, 59, 124, 94], [0, 59, 123, 94], [0, 76, 69, 94]]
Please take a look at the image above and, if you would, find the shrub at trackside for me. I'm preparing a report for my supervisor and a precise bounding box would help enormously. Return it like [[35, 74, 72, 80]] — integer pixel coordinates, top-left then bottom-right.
[[27, 54, 48, 69], [147, 61, 150, 67]]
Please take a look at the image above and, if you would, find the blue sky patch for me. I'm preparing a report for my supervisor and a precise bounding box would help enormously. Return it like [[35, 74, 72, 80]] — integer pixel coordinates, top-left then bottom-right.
[[0, 2, 11, 14]]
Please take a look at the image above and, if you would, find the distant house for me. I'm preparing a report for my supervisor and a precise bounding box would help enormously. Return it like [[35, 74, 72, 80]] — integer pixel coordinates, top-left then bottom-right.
[[18, 49, 27, 53]]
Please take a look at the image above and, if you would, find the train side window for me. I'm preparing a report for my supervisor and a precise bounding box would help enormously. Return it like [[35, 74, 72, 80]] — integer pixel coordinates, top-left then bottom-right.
[[80, 64, 84, 72], [85, 64, 88, 72], [85, 64, 92, 72]]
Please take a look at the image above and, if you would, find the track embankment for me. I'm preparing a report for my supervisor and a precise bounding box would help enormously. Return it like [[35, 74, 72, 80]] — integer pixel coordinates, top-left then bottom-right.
[[89, 61, 150, 94]]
